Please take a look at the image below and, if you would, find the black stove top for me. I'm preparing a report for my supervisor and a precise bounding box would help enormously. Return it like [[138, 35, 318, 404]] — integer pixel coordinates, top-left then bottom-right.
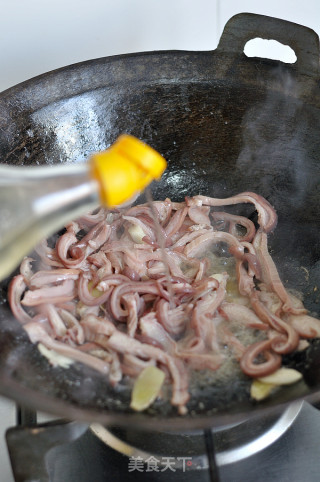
[[6, 401, 320, 482]]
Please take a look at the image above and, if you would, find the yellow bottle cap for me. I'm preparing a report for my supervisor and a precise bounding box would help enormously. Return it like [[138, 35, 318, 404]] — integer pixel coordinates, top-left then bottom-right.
[[90, 135, 167, 207]]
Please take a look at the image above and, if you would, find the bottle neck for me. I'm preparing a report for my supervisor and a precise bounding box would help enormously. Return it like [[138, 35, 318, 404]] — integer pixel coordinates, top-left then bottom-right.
[[30, 164, 100, 220]]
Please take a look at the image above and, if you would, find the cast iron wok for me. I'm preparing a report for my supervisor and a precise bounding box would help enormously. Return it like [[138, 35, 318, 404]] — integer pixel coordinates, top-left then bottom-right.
[[0, 13, 320, 431]]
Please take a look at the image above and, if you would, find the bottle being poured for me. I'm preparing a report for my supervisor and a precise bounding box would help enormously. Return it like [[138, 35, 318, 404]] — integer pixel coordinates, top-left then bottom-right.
[[0, 135, 167, 281]]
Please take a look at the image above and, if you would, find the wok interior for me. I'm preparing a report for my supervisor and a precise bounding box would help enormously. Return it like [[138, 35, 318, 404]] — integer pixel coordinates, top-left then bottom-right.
[[0, 50, 320, 429]]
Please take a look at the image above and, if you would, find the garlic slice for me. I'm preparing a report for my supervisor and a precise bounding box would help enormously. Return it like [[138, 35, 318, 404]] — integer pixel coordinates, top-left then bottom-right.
[[257, 367, 302, 386], [251, 379, 275, 401], [130, 366, 165, 411], [128, 224, 145, 244], [38, 343, 74, 368]]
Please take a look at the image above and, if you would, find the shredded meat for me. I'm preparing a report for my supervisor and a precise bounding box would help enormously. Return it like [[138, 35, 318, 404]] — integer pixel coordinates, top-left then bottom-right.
[[8, 193, 320, 414]]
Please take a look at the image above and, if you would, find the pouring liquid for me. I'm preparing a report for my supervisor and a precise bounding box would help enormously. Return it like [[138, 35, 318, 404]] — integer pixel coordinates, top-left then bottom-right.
[[145, 188, 176, 309]]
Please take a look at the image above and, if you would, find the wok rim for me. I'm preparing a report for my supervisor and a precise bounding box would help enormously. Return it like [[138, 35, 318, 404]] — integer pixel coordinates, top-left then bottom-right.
[[0, 15, 320, 429], [0, 368, 319, 431]]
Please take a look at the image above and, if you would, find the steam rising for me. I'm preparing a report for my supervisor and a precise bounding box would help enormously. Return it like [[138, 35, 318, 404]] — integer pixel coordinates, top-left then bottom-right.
[[237, 70, 309, 211]]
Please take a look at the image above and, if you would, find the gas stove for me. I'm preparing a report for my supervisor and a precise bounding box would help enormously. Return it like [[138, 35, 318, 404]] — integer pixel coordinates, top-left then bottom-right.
[[5, 400, 320, 481]]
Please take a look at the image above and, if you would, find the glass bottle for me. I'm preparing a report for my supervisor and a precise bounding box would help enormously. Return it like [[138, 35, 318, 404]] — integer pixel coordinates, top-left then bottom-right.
[[0, 135, 166, 280]]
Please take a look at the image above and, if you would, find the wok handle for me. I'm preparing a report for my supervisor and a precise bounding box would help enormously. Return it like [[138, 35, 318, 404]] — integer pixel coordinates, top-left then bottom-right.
[[217, 13, 320, 78]]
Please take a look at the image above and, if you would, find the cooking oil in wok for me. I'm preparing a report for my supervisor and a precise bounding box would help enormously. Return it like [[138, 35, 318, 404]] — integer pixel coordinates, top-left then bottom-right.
[[0, 136, 166, 280]]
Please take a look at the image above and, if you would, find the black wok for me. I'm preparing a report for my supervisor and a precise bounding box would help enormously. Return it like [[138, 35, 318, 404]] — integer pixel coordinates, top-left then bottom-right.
[[0, 13, 320, 431]]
